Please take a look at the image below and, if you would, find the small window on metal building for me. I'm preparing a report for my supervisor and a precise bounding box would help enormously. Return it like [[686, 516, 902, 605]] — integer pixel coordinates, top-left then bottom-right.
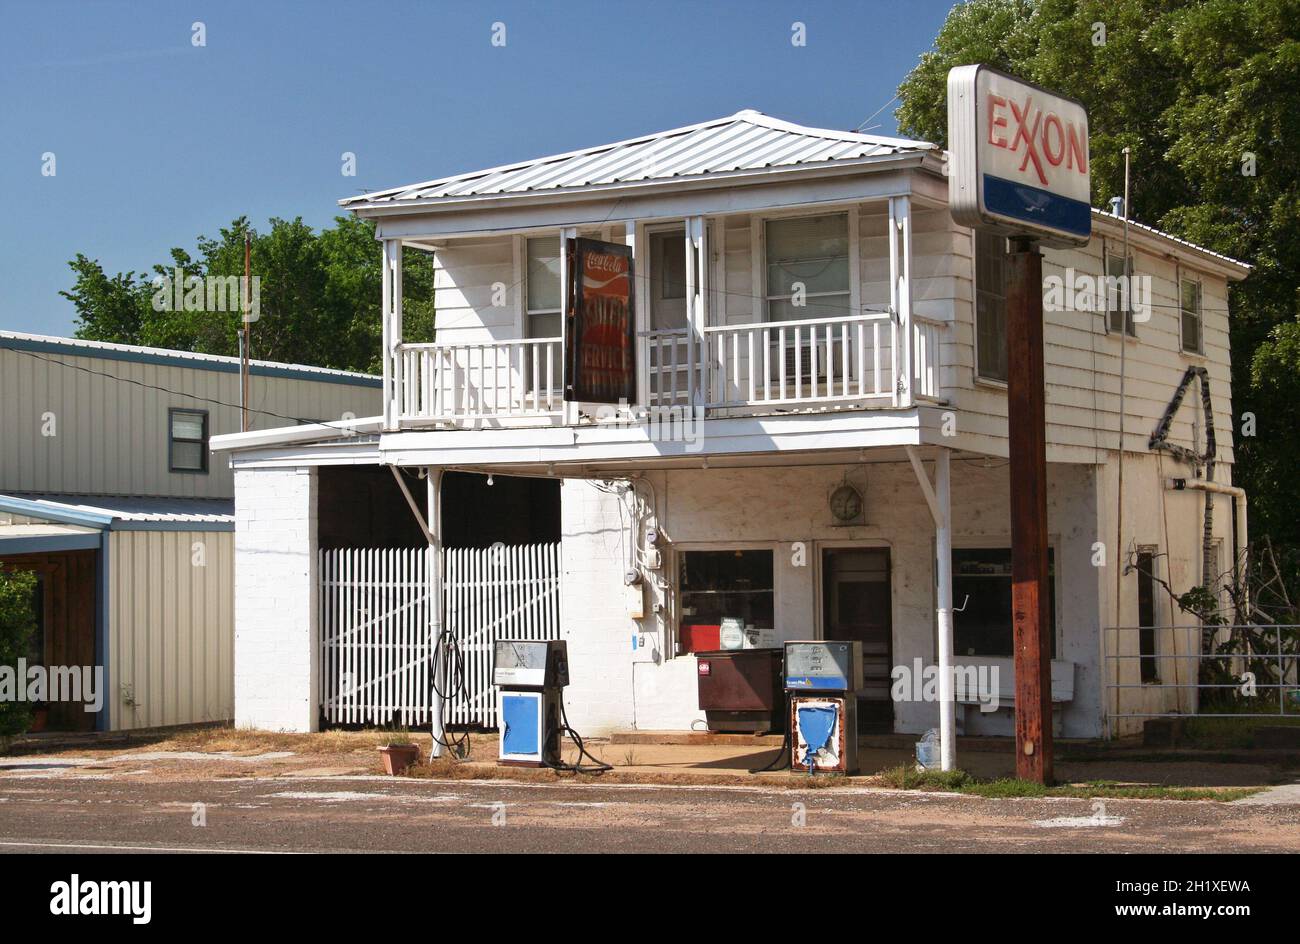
[[169, 408, 209, 474]]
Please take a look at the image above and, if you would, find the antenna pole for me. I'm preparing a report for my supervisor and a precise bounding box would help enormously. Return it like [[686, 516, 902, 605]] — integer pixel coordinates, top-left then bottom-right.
[[241, 229, 251, 432]]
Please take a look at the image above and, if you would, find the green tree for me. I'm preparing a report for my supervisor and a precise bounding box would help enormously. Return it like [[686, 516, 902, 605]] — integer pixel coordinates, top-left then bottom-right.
[[895, 0, 1300, 547], [67, 216, 436, 375], [0, 569, 38, 745]]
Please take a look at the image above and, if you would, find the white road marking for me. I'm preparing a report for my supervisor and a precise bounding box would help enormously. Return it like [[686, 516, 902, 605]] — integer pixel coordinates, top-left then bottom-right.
[[1032, 814, 1124, 828]]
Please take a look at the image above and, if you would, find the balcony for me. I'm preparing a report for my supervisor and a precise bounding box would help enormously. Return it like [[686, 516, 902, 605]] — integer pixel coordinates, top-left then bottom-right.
[[378, 197, 941, 431], [393, 311, 941, 427]]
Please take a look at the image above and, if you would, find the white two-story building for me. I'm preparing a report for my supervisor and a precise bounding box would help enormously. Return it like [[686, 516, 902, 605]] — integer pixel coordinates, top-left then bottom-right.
[[214, 110, 1250, 741]]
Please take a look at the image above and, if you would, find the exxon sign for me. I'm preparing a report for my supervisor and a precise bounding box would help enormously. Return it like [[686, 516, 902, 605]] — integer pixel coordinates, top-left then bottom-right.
[[947, 65, 1091, 247]]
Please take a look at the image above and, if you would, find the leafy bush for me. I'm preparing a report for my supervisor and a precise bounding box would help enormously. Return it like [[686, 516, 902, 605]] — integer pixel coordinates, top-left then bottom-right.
[[0, 569, 38, 743]]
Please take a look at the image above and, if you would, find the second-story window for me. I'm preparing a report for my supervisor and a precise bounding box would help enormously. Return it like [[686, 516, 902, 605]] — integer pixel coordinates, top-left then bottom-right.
[[525, 237, 562, 338], [1180, 277, 1203, 354], [1105, 252, 1137, 336], [974, 230, 1008, 382], [169, 408, 208, 474], [764, 213, 850, 322]]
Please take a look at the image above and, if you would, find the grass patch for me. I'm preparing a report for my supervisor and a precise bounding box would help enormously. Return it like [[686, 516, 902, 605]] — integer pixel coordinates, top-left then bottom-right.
[[877, 765, 1261, 802], [1178, 716, 1300, 751]]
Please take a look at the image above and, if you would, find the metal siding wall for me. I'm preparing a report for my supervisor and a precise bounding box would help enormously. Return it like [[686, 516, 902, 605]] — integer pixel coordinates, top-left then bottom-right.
[[107, 529, 235, 730], [0, 347, 380, 498]]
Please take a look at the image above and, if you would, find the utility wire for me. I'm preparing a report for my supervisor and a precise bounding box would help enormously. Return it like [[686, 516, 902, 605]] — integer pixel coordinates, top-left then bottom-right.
[[11, 347, 369, 437]]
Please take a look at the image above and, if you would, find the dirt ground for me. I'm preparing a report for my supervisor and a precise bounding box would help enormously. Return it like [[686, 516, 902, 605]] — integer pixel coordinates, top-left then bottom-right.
[[1, 725, 1293, 797]]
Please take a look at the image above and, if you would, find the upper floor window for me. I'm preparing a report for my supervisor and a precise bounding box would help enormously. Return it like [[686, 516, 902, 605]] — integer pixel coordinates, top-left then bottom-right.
[[974, 230, 1008, 382], [525, 237, 562, 338], [1180, 277, 1203, 354], [1105, 252, 1137, 336], [765, 213, 850, 322], [169, 408, 208, 474]]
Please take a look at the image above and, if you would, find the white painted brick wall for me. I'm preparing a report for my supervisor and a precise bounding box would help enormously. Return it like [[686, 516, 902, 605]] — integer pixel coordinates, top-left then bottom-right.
[[233, 467, 319, 732], [557, 459, 1169, 740]]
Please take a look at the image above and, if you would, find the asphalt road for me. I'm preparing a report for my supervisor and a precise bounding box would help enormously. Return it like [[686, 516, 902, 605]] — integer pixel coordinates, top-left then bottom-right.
[[2, 774, 1299, 853]]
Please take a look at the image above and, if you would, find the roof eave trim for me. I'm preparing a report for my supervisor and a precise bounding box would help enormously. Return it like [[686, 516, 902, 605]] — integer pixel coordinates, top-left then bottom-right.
[[341, 153, 930, 216]]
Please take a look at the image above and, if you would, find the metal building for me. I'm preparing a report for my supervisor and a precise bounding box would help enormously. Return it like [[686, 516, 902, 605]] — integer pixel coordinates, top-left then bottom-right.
[[0, 332, 381, 731]]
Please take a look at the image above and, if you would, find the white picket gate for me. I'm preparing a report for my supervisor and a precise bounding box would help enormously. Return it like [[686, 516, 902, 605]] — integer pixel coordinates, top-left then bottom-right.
[[319, 543, 561, 728]]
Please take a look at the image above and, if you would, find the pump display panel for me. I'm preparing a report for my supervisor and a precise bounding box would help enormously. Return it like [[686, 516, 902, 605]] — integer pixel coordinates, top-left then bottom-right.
[[493, 640, 570, 689], [784, 641, 864, 693]]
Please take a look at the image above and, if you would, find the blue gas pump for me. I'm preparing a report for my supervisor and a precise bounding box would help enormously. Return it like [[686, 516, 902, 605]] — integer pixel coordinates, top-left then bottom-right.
[[493, 640, 569, 767], [784, 640, 864, 774]]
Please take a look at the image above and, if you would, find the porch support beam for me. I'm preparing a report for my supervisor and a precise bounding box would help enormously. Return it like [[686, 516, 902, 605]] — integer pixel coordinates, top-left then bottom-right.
[[387, 464, 435, 545], [905, 444, 957, 771], [686, 216, 708, 406], [559, 226, 577, 425], [381, 239, 404, 429], [427, 467, 446, 758], [889, 195, 913, 408]]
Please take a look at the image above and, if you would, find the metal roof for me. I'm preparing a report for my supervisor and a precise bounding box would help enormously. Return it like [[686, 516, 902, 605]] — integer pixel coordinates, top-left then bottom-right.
[[341, 110, 935, 208], [0, 331, 382, 389], [0, 493, 234, 530], [1090, 209, 1251, 275]]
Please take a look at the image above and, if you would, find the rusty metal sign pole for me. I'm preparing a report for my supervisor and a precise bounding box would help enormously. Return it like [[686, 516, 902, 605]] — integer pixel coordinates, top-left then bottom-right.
[[1006, 236, 1054, 784]]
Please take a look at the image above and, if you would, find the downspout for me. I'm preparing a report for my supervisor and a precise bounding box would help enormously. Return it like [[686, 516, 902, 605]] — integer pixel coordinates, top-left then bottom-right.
[[1167, 478, 1248, 608], [96, 528, 111, 732]]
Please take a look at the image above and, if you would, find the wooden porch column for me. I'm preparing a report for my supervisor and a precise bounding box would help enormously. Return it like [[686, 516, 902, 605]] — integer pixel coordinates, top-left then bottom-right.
[[906, 445, 957, 771], [559, 226, 577, 424], [889, 196, 914, 408], [427, 467, 446, 757], [381, 239, 404, 429], [627, 220, 650, 411], [685, 216, 708, 406]]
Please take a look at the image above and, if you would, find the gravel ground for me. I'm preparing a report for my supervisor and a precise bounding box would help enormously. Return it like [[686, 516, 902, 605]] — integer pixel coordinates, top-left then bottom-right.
[[1, 771, 1298, 853]]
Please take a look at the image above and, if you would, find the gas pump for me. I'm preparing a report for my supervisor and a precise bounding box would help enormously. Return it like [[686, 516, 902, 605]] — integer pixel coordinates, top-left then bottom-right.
[[493, 640, 569, 767], [784, 640, 864, 774]]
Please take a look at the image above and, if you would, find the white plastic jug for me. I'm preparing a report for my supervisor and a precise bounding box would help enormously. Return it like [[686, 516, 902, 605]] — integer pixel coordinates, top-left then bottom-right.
[[915, 728, 941, 770]]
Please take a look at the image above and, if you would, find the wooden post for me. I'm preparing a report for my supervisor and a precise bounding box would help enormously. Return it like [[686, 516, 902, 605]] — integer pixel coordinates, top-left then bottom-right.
[[1006, 236, 1053, 784]]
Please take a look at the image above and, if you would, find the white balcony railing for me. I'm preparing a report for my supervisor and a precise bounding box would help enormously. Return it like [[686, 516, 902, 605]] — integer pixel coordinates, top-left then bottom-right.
[[395, 314, 941, 425], [398, 337, 564, 423], [702, 312, 895, 409]]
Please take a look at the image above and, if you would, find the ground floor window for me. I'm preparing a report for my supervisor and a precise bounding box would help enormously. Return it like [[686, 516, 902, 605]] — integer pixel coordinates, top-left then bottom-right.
[[1136, 548, 1160, 682], [678, 549, 774, 653], [953, 547, 1056, 658]]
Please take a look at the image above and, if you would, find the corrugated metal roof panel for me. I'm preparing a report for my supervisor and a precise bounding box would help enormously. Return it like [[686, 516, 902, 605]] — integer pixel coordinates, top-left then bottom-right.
[[341, 110, 934, 207], [0, 331, 380, 386], [1, 493, 234, 526]]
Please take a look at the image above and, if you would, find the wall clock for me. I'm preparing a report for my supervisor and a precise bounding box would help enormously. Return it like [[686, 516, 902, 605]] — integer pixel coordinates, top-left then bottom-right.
[[829, 482, 864, 524]]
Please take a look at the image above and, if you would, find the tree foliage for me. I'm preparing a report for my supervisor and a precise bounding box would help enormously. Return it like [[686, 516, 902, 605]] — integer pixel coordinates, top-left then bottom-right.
[[0, 569, 38, 742], [895, 0, 1300, 548], [64, 216, 435, 375]]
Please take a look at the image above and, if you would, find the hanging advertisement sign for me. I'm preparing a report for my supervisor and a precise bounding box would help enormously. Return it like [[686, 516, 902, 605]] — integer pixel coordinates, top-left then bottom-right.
[[947, 64, 1091, 246], [564, 237, 636, 404]]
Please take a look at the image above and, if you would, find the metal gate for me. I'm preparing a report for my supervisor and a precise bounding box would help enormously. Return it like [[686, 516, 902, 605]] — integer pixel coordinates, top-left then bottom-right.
[[319, 543, 561, 728]]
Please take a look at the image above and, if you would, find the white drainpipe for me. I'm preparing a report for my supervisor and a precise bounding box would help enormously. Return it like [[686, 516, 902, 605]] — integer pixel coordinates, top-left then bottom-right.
[[1166, 478, 1249, 605]]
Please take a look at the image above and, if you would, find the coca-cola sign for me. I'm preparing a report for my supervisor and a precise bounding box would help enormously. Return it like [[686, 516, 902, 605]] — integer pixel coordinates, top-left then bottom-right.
[[564, 237, 637, 404]]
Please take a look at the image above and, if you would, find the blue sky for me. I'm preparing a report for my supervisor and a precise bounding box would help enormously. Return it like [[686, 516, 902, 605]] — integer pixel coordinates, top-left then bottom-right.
[[1, 0, 955, 337]]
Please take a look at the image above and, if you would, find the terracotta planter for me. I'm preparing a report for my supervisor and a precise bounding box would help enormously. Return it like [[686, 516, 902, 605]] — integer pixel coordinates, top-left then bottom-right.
[[28, 707, 49, 734], [379, 743, 420, 776]]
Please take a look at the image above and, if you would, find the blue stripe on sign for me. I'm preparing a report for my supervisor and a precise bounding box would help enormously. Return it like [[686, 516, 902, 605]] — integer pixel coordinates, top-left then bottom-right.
[[982, 173, 1092, 238]]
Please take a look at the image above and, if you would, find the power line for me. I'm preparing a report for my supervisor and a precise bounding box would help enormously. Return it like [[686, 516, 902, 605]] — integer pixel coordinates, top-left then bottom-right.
[[12, 347, 366, 437]]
